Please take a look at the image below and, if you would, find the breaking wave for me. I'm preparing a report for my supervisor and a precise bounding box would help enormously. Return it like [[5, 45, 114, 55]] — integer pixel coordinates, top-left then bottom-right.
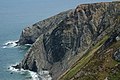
[[2, 40, 18, 48], [9, 64, 52, 80], [2, 40, 32, 49], [9, 64, 39, 80]]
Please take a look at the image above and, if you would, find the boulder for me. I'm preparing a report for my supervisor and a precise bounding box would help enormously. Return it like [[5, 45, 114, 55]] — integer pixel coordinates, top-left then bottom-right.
[[113, 49, 120, 62]]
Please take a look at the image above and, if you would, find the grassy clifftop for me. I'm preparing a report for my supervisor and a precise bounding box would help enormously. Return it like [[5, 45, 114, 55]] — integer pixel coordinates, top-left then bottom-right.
[[59, 34, 120, 80]]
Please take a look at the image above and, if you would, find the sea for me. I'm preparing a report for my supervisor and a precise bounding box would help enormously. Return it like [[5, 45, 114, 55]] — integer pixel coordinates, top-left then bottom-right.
[[0, 0, 111, 80]]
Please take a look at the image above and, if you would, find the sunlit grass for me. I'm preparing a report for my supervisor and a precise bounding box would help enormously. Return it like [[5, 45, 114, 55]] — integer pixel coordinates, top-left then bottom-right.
[[59, 35, 109, 80]]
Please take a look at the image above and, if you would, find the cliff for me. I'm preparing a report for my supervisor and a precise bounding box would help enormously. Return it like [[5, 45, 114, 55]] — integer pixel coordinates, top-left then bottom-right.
[[18, 1, 120, 80], [18, 10, 72, 45]]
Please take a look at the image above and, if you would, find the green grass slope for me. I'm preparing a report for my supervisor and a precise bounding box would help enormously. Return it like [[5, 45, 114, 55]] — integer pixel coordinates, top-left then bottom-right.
[[59, 35, 109, 80]]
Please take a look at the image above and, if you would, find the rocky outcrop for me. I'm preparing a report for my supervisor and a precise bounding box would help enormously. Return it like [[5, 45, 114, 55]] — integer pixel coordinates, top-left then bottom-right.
[[18, 9, 72, 45], [18, 1, 120, 80]]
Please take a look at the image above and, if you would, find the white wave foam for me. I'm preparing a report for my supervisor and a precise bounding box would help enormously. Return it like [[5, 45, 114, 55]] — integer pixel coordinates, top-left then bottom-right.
[[2, 40, 18, 48], [25, 44, 32, 46], [9, 65, 20, 72], [29, 71, 39, 80], [9, 65, 39, 80], [38, 71, 52, 80], [8, 64, 52, 80]]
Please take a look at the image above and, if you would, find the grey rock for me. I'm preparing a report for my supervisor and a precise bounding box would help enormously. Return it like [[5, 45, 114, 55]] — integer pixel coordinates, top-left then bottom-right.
[[113, 49, 120, 62], [116, 36, 120, 41], [18, 10, 72, 45], [18, 2, 120, 80]]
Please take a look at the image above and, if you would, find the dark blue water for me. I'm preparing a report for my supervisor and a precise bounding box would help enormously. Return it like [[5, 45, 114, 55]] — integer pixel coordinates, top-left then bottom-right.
[[0, 0, 111, 80]]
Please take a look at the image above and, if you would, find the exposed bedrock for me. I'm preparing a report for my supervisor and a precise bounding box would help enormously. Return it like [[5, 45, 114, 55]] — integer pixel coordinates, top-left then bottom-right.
[[18, 10, 72, 45], [18, 2, 120, 80]]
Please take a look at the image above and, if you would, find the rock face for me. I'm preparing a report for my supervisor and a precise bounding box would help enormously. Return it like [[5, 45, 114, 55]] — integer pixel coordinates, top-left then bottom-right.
[[18, 9, 72, 45], [18, 1, 120, 80]]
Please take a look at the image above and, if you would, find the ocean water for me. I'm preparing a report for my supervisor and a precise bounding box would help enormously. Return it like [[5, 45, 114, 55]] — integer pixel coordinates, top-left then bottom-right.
[[0, 0, 111, 80]]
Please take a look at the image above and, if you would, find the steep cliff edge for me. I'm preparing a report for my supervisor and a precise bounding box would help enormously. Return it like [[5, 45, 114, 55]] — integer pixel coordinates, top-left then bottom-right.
[[18, 9, 72, 45], [18, 1, 120, 80]]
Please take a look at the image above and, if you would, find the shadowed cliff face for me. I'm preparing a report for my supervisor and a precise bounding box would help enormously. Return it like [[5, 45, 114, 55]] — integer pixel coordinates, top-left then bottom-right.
[[43, 20, 81, 63], [19, 2, 120, 80]]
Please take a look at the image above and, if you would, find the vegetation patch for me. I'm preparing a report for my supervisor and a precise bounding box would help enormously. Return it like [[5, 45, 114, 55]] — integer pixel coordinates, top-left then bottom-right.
[[72, 40, 120, 80], [59, 35, 109, 80]]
